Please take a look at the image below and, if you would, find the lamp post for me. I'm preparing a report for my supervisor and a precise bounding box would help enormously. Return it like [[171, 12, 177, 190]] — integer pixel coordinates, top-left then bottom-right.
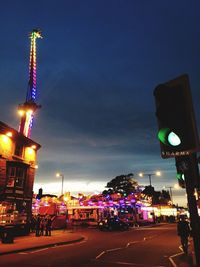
[[56, 172, 64, 196], [139, 171, 161, 187]]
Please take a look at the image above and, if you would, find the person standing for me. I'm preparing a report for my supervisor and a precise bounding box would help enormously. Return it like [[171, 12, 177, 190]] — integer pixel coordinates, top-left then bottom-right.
[[177, 216, 191, 254], [40, 216, 45, 236], [35, 215, 41, 237], [45, 215, 52, 236]]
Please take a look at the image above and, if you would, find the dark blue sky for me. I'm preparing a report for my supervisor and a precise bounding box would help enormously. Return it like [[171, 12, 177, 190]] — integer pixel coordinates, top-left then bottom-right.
[[0, 1, 200, 205]]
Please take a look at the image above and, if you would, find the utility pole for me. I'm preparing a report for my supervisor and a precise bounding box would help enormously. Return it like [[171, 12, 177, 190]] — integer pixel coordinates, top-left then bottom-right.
[[183, 153, 200, 266]]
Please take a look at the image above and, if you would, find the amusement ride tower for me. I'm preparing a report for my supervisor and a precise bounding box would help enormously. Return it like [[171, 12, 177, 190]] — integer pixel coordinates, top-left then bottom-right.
[[18, 29, 42, 138]]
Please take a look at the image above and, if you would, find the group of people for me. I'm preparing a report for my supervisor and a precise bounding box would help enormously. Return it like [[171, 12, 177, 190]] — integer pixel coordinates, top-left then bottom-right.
[[30, 214, 54, 237]]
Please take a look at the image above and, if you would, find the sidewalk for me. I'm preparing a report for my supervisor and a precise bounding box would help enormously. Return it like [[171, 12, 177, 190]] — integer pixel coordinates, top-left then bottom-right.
[[0, 229, 84, 255]]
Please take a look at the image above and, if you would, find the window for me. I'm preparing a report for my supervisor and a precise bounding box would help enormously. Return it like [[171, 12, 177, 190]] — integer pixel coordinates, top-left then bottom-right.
[[8, 167, 16, 177], [7, 165, 27, 189], [14, 143, 23, 157], [15, 167, 25, 188]]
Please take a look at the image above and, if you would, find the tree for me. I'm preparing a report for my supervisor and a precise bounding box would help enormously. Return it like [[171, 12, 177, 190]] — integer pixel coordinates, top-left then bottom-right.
[[104, 173, 138, 196], [142, 186, 171, 204]]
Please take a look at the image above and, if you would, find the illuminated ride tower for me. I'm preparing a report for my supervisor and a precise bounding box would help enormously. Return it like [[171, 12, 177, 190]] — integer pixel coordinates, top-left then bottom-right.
[[18, 29, 42, 138]]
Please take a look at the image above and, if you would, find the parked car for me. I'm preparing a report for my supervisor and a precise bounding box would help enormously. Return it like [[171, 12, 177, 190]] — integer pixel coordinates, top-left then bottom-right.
[[119, 216, 139, 227], [98, 217, 129, 231]]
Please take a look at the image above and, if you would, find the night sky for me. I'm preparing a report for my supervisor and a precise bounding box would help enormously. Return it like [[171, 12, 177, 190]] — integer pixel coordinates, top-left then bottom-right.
[[1, 1, 200, 206]]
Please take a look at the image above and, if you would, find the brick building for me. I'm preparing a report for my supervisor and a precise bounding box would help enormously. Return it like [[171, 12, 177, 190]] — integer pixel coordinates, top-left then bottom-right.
[[0, 121, 41, 233]]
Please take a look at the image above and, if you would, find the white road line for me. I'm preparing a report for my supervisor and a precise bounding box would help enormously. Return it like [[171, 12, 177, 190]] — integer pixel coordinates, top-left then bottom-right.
[[95, 251, 105, 259], [169, 245, 186, 267], [95, 236, 155, 260], [30, 248, 49, 254], [106, 247, 123, 252], [95, 237, 148, 261], [169, 252, 183, 267]]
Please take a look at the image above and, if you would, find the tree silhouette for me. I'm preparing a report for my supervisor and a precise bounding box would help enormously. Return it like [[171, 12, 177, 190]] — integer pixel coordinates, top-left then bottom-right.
[[104, 173, 138, 196], [142, 186, 171, 204]]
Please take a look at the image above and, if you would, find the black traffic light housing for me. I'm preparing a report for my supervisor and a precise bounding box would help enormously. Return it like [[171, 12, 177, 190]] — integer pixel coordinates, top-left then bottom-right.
[[175, 154, 200, 189], [175, 156, 186, 188], [154, 74, 200, 158]]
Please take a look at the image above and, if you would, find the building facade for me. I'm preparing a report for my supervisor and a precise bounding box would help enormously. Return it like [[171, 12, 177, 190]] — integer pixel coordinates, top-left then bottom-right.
[[0, 121, 40, 233]]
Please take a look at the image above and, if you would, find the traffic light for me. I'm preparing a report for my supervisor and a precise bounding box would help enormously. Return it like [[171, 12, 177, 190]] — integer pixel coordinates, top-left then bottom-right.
[[175, 156, 186, 188], [175, 154, 200, 189], [154, 74, 200, 158], [176, 173, 185, 188], [175, 156, 190, 188]]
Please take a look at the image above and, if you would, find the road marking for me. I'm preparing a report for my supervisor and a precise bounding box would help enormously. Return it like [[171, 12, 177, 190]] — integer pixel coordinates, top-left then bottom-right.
[[169, 244, 188, 267], [18, 239, 87, 255], [95, 235, 157, 261], [169, 252, 183, 267], [95, 251, 105, 259], [106, 247, 123, 252], [95, 236, 155, 261], [30, 248, 49, 254]]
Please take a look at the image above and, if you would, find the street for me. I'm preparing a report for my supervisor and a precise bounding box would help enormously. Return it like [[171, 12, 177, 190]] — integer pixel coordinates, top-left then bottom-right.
[[0, 224, 186, 267]]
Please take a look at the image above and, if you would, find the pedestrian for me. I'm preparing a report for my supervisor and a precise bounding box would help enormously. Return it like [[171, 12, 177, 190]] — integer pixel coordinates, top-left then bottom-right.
[[177, 216, 191, 254], [30, 215, 36, 233], [40, 216, 45, 236], [45, 215, 52, 236], [35, 214, 41, 237]]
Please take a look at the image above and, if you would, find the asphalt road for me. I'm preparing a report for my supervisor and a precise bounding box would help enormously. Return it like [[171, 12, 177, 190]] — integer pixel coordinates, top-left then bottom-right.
[[0, 224, 183, 267]]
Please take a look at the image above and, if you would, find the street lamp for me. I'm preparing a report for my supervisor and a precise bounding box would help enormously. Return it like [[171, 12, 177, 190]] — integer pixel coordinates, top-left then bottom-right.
[[139, 171, 161, 187], [56, 172, 64, 196]]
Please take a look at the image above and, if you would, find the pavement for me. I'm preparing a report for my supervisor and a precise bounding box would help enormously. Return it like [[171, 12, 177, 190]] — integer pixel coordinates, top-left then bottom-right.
[[0, 227, 196, 267], [0, 229, 84, 256]]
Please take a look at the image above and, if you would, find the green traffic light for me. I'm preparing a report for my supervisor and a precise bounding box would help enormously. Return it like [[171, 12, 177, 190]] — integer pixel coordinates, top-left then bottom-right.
[[176, 173, 185, 180], [158, 128, 181, 147], [168, 132, 181, 146], [158, 128, 170, 145]]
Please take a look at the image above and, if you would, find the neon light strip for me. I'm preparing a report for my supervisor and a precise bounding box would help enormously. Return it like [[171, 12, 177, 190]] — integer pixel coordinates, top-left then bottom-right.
[[24, 110, 33, 137], [24, 30, 41, 137], [29, 31, 38, 101]]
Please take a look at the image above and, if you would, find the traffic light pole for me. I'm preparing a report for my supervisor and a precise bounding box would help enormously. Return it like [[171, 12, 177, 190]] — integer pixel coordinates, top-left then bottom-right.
[[154, 75, 200, 266], [184, 154, 200, 266]]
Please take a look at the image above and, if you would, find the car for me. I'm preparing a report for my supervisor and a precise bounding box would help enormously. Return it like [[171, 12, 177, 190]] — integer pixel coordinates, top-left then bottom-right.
[[98, 217, 129, 231], [119, 217, 139, 227]]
